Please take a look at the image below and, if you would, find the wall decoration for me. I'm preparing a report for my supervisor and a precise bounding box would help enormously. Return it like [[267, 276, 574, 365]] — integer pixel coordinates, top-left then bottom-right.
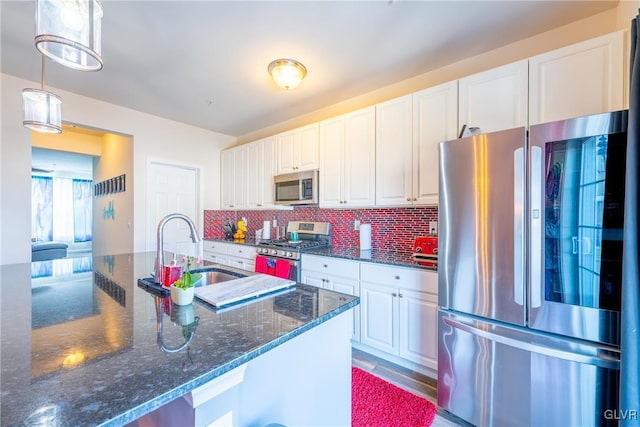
[[103, 200, 115, 220], [95, 174, 126, 197]]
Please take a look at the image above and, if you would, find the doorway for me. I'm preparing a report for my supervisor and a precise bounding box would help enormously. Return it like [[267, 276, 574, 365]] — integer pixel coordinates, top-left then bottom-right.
[[146, 161, 201, 257], [31, 147, 95, 258]]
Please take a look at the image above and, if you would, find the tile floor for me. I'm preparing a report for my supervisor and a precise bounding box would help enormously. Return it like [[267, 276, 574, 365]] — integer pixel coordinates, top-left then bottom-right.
[[352, 348, 471, 427]]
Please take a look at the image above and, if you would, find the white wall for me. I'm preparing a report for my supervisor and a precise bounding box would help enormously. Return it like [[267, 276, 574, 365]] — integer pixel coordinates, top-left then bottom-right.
[[0, 73, 235, 265]]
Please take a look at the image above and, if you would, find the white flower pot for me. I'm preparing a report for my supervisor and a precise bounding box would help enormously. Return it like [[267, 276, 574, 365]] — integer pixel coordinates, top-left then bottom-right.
[[170, 285, 195, 306]]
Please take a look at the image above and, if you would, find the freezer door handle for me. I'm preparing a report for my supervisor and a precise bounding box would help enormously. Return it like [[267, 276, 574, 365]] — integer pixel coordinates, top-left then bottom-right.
[[513, 147, 525, 306], [530, 146, 542, 308], [443, 315, 620, 369]]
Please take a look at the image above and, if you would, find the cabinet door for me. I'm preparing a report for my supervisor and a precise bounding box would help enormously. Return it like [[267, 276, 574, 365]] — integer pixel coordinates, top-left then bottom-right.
[[300, 269, 327, 289], [398, 289, 438, 369], [261, 137, 276, 208], [276, 130, 297, 174], [319, 116, 345, 207], [296, 123, 319, 171], [232, 146, 247, 209], [203, 252, 228, 265], [375, 95, 413, 206], [245, 141, 264, 208], [459, 60, 528, 134], [529, 31, 624, 125], [329, 275, 361, 342], [221, 147, 246, 209], [221, 149, 235, 209], [344, 106, 376, 207], [360, 282, 397, 354], [413, 81, 458, 205]]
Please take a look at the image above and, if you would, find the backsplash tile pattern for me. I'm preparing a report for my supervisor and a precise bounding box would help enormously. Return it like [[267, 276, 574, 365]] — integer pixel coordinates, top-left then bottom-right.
[[204, 206, 438, 253]]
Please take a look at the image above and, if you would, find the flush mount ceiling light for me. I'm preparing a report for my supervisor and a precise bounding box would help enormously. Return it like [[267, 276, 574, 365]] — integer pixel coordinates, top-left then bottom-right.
[[35, 0, 104, 71], [22, 56, 62, 134], [268, 59, 307, 90]]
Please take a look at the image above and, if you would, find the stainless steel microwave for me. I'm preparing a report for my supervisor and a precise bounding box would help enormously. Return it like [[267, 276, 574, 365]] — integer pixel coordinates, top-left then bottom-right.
[[274, 170, 318, 205]]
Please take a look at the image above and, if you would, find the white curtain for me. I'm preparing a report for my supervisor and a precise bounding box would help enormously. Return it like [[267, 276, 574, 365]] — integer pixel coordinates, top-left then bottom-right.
[[32, 176, 93, 244]]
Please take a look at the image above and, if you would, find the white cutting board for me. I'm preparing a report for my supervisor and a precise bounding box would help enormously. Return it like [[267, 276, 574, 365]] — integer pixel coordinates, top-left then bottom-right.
[[194, 274, 296, 308]]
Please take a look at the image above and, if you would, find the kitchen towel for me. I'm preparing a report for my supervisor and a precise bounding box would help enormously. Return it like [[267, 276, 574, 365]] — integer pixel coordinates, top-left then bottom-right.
[[255, 255, 268, 274], [275, 259, 291, 279], [359, 224, 372, 251], [262, 221, 271, 240]]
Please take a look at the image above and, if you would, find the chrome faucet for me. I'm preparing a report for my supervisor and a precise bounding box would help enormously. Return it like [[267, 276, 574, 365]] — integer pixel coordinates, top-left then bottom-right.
[[154, 213, 201, 284]]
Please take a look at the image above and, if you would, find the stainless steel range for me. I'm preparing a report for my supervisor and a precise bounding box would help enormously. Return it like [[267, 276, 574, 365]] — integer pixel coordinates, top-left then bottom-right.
[[255, 221, 331, 281]]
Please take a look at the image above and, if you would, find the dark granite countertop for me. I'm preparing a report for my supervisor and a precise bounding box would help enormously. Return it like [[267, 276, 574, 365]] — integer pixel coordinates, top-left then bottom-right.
[[0, 252, 358, 427], [302, 248, 438, 271], [204, 238, 438, 271]]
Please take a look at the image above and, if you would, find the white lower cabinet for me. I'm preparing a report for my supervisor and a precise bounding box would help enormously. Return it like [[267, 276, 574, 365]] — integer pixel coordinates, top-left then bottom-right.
[[301, 255, 360, 342], [202, 241, 256, 272], [359, 263, 438, 371], [226, 244, 256, 272], [202, 241, 231, 265]]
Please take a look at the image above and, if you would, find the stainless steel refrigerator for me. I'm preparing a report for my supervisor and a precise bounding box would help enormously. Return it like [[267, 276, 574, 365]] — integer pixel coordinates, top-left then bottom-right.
[[437, 110, 627, 427]]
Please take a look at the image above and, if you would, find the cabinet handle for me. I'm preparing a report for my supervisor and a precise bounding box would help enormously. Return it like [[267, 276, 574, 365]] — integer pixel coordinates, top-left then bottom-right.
[[239, 250, 242, 253], [413, 198, 417, 202], [406, 198, 411, 202], [343, 200, 347, 204], [257, 204, 262, 207], [323, 264, 328, 268], [392, 293, 398, 297], [398, 293, 404, 298], [394, 275, 400, 280]]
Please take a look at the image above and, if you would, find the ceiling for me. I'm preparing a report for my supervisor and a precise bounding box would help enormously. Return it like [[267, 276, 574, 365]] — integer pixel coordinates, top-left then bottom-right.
[[32, 146, 94, 175], [1, 1, 619, 138]]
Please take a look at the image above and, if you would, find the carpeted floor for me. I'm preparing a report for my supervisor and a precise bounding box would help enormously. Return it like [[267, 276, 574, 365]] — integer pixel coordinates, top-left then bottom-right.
[[352, 366, 437, 427]]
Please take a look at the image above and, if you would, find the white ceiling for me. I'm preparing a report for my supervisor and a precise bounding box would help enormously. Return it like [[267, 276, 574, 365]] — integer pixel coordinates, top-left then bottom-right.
[[1, 1, 619, 138]]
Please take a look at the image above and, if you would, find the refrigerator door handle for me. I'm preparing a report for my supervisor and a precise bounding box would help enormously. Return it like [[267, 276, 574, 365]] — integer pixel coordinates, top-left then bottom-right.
[[513, 147, 525, 306], [530, 146, 542, 308], [443, 315, 620, 369]]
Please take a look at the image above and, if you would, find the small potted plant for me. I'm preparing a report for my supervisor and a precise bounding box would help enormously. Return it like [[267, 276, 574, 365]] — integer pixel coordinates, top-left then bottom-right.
[[170, 256, 202, 305]]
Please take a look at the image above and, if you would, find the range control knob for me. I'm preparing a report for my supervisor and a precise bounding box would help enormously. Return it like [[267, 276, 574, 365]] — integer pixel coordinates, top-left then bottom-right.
[[270, 249, 277, 255], [286, 251, 293, 258]]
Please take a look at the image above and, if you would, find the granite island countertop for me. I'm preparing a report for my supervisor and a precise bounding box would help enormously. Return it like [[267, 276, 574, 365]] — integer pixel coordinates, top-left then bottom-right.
[[0, 252, 358, 426]]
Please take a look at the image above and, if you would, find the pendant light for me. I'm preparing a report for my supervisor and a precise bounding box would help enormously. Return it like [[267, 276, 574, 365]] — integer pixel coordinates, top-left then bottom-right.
[[35, 0, 104, 72], [268, 59, 307, 90], [22, 55, 62, 134]]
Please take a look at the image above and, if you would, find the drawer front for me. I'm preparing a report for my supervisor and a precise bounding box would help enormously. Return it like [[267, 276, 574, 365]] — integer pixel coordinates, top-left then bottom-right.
[[202, 240, 230, 254], [361, 263, 437, 293], [301, 255, 360, 280], [228, 244, 256, 260]]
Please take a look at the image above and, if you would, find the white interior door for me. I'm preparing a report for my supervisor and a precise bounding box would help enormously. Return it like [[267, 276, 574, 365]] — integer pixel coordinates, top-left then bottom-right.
[[147, 162, 200, 257]]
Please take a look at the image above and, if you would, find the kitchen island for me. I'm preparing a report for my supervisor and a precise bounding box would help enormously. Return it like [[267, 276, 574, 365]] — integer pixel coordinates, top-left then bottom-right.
[[0, 252, 358, 426]]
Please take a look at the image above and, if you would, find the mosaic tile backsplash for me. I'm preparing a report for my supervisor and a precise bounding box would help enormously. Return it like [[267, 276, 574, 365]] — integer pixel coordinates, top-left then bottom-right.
[[204, 206, 438, 253]]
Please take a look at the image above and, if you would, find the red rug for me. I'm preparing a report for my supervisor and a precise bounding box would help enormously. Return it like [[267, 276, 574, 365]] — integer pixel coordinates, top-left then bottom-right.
[[352, 366, 437, 427]]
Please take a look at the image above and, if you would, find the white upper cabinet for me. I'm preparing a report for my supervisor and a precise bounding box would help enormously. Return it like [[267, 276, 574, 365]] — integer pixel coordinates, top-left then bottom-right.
[[221, 136, 275, 210], [458, 59, 528, 134], [245, 136, 276, 209], [529, 31, 625, 125], [276, 123, 319, 174], [376, 85, 457, 207], [221, 146, 246, 209], [375, 95, 413, 206], [413, 81, 459, 205], [319, 106, 376, 208]]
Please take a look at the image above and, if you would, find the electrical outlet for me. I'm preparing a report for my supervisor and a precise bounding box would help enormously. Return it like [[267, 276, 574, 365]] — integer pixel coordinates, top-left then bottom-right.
[[354, 220, 361, 230], [429, 221, 438, 235]]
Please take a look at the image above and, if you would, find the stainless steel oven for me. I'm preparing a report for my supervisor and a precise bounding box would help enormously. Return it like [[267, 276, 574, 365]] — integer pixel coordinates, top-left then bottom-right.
[[255, 221, 330, 282]]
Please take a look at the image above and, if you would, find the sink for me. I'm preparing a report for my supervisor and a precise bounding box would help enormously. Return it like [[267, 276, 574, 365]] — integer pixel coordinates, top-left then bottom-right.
[[138, 267, 246, 296], [193, 268, 244, 286]]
